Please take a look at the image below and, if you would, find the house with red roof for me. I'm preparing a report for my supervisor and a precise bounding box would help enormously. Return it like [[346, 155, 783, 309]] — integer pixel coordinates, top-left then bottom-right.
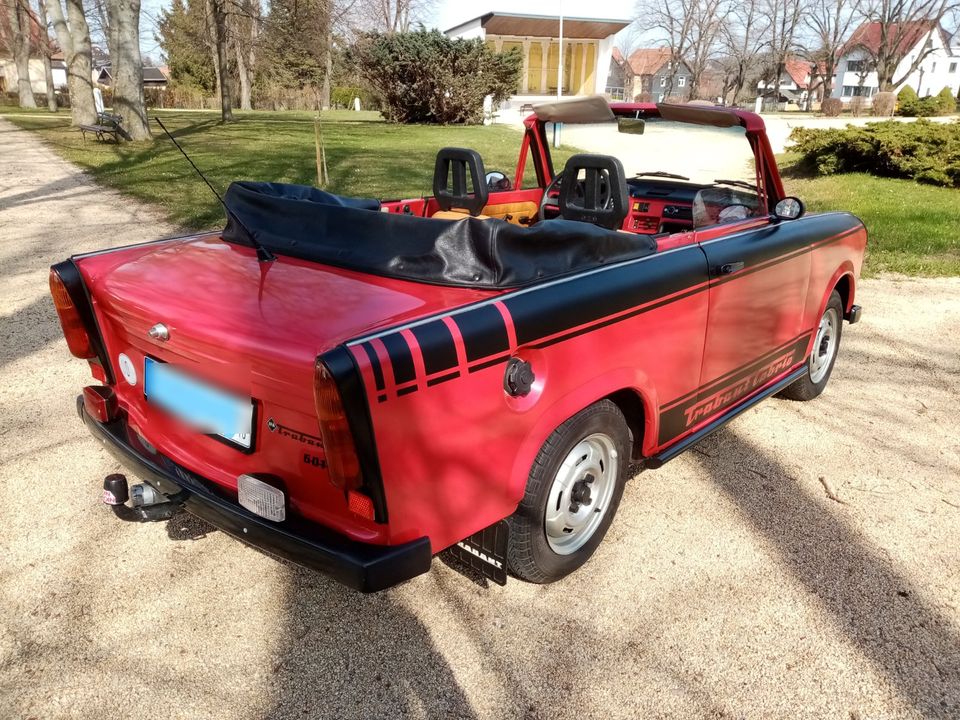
[[756, 57, 825, 109], [609, 47, 694, 102], [831, 20, 959, 102]]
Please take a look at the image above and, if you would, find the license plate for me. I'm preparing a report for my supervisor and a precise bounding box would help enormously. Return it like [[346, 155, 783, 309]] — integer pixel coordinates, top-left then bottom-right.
[[143, 357, 254, 449]]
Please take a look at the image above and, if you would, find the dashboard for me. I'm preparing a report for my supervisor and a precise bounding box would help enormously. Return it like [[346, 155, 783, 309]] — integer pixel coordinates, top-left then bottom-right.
[[624, 178, 702, 234]]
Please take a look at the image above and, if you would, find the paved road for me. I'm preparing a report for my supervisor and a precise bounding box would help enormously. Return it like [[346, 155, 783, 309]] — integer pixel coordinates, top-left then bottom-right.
[[1, 117, 959, 719]]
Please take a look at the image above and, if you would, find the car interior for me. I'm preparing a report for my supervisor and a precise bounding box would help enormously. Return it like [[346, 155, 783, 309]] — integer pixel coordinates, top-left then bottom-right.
[[379, 142, 766, 253]]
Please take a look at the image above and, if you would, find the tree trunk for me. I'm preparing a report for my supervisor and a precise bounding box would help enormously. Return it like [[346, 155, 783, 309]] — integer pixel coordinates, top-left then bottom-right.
[[7, 0, 37, 107], [106, 0, 151, 139], [320, 38, 331, 110], [46, 0, 97, 124], [235, 36, 251, 110], [37, 0, 59, 111], [210, 0, 233, 122]]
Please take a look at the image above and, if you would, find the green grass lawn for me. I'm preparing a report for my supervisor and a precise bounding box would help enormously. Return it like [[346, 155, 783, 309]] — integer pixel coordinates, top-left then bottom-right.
[[4, 108, 958, 276], [782, 160, 960, 276], [3, 109, 565, 230]]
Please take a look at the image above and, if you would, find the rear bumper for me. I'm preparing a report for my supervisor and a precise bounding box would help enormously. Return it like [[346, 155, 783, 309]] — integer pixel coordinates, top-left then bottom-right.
[[79, 399, 431, 592]]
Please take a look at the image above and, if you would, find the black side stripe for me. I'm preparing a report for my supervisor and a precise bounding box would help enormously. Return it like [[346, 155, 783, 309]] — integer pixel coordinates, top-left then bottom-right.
[[455, 304, 510, 362], [361, 342, 385, 391], [381, 333, 415, 386], [411, 321, 458, 376]]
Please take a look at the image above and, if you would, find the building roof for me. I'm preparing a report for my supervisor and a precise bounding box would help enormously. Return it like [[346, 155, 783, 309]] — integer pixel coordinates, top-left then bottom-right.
[[142, 66, 168, 82], [841, 20, 938, 56], [446, 12, 630, 40], [620, 48, 674, 76], [784, 57, 813, 88]]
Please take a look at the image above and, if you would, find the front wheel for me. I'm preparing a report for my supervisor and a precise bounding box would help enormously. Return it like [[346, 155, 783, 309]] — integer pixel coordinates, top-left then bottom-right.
[[507, 400, 630, 583], [780, 289, 844, 401]]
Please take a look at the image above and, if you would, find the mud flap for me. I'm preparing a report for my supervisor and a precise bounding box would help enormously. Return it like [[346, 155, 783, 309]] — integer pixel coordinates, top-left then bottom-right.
[[448, 520, 509, 586]]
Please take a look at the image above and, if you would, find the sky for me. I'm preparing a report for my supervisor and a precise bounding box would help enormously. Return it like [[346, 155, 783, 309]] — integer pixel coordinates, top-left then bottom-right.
[[138, 0, 644, 63]]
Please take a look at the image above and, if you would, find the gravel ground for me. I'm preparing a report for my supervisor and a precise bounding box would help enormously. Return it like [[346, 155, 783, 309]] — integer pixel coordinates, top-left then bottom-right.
[[1, 117, 959, 720]]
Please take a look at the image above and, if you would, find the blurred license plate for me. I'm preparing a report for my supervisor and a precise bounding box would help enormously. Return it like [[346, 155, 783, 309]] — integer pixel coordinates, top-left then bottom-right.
[[143, 357, 253, 449]]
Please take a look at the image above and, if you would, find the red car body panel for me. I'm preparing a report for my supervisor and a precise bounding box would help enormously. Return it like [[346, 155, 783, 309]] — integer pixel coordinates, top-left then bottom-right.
[[53, 102, 866, 589]]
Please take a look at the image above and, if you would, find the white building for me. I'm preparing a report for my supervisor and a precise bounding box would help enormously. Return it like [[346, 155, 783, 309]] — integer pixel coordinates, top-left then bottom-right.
[[832, 20, 960, 102], [444, 12, 630, 110]]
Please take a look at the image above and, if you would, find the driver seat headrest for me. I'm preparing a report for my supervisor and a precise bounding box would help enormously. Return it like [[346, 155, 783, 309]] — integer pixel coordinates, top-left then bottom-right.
[[433, 147, 488, 217], [558, 154, 629, 230]]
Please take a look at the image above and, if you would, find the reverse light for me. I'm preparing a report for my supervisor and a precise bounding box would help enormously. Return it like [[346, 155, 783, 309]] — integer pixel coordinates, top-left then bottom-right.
[[49, 268, 95, 359], [313, 360, 362, 492], [238, 474, 286, 522]]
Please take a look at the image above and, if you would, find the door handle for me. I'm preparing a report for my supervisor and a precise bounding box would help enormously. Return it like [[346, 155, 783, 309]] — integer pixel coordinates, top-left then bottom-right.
[[716, 261, 745, 275]]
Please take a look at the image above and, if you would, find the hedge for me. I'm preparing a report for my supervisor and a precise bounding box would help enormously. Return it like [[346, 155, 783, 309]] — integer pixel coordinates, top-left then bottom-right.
[[789, 119, 960, 187]]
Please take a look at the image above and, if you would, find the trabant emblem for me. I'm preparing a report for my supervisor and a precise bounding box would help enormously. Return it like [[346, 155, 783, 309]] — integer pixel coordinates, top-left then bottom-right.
[[148, 323, 170, 342]]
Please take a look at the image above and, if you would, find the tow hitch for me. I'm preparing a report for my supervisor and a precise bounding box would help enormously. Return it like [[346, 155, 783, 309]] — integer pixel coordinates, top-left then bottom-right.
[[102, 473, 183, 521]]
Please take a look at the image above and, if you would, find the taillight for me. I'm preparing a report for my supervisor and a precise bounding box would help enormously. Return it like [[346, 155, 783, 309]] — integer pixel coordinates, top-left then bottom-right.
[[314, 360, 362, 492], [49, 269, 95, 359]]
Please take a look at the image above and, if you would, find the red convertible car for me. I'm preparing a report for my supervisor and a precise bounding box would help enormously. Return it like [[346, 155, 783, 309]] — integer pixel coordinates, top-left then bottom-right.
[[50, 98, 865, 591]]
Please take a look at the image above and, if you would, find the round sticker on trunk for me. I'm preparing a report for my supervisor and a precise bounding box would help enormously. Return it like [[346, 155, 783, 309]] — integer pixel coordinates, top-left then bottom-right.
[[118, 353, 137, 386]]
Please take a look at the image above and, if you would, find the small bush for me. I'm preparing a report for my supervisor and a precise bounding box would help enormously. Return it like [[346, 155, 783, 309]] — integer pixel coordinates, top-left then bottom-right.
[[789, 119, 960, 187], [821, 97, 843, 116], [897, 85, 919, 116], [849, 96, 868, 116], [936, 87, 956, 116], [350, 29, 521, 124], [872, 92, 895, 117]]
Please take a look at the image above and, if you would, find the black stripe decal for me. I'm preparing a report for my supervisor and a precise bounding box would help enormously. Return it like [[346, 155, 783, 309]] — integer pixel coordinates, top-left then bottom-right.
[[456, 304, 510, 362], [411, 321, 458, 376], [506, 245, 708, 346], [660, 331, 811, 411], [381, 333, 415, 386], [361, 342, 385, 391], [657, 335, 810, 445]]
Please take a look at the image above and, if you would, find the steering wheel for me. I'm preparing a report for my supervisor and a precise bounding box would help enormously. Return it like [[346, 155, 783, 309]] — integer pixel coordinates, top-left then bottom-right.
[[538, 172, 614, 222]]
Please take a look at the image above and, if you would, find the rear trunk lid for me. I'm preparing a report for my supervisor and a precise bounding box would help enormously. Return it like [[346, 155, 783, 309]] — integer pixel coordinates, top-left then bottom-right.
[[77, 233, 497, 539]]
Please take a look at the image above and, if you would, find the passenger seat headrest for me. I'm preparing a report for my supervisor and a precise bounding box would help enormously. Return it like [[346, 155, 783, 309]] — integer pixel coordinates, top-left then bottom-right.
[[433, 147, 488, 217], [558, 154, 629, 230]]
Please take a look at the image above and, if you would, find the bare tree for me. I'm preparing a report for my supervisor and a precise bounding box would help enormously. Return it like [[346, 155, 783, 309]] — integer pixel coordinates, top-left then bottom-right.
[[46, 0, 97, 124], [720, 0, 770, 104], [761, 0, 807, 106], [799, 0, 862, 102], [686, 0, 726, 98], [231, 0, 260, 110], [636, 0, 698, 98], [857, 0, 957, 91], [4, 0, 37, 107], [352, 0, 433, 34], [106, 0, 150, 138], [36, 0, 59, 110], [206, 0, 232, 121]]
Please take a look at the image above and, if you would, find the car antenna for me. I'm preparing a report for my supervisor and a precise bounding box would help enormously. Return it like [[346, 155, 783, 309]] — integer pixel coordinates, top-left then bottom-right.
[[154, 117, 275, 262]]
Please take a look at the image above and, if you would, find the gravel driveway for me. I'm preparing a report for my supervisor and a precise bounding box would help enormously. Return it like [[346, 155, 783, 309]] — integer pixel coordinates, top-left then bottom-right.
[[1, 117, 959, 720]]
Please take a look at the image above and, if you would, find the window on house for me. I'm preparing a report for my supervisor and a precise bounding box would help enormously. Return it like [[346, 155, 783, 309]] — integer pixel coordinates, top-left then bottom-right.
[[932, 62, 937, 71], [847, 59, 865, 72], [842, 86, 854, 96], [950, 62, 958, 73], [678, 76, 686, 87], [657, 93, 664, 102], [660, 77, 666, 87]]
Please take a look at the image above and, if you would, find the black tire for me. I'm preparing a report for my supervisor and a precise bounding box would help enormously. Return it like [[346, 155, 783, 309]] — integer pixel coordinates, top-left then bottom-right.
[[507, 400, 630, 583], [779, 290, 844, 401]]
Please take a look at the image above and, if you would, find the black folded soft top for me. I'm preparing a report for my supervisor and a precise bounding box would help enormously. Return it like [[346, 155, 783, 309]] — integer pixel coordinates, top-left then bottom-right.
[[222, 181, 658, 289]]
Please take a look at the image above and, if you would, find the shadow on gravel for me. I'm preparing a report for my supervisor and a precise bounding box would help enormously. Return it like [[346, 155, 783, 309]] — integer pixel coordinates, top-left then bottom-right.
[[694, 427, 960, 717], [0, 295, 62, 370]]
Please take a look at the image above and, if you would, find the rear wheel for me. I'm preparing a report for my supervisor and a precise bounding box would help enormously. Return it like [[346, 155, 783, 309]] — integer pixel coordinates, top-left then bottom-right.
[[780, 290, 844, 401], [507, 400, 630, 583]]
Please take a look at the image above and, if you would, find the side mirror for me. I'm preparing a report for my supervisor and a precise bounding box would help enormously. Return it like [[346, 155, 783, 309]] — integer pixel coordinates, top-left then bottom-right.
[[485, 171, 511, 192], [774, 197, 805, 220]]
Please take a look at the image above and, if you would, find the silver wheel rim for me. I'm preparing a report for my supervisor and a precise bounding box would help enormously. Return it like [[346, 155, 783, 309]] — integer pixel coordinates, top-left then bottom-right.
[[545, 433, 619, 555], [810, 306, 839, 384]]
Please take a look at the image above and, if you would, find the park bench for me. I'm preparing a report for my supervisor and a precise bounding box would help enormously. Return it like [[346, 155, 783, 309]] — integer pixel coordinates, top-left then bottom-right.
[[79, 112, 127, 143]]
